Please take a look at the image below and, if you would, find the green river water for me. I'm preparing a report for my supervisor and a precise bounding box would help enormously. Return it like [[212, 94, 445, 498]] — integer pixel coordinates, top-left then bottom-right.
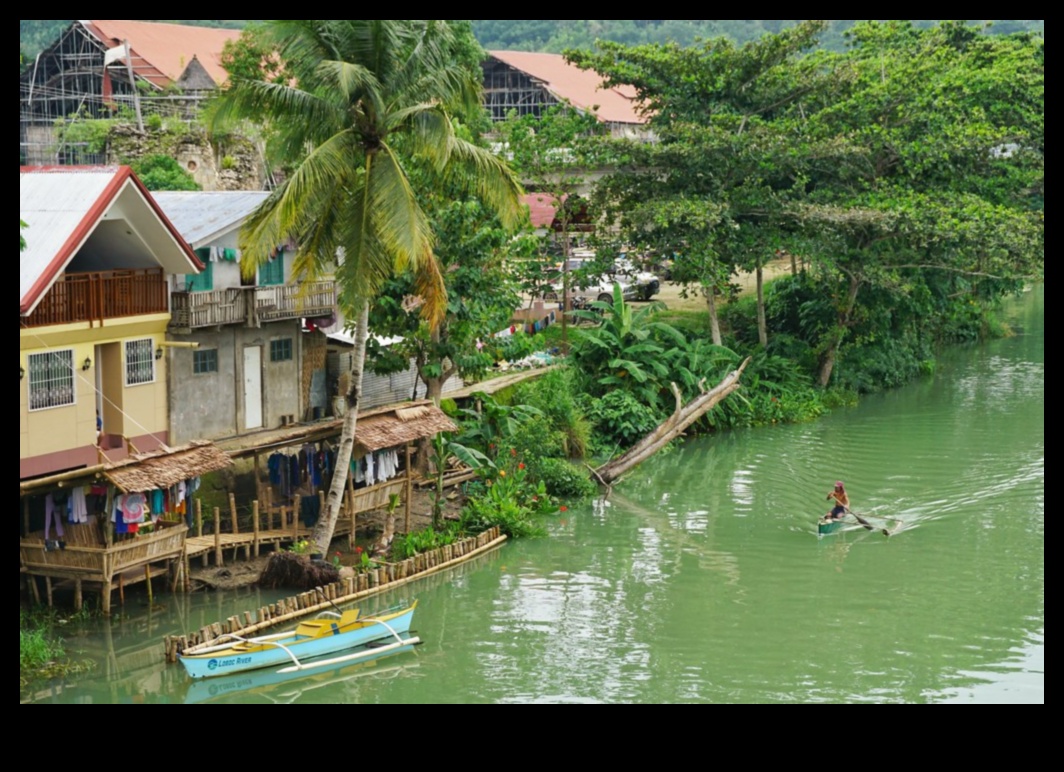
[[24, 287, 1043, 704]]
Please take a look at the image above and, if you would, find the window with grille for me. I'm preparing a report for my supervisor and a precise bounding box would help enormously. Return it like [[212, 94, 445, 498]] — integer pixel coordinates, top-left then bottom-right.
[[193, 349, 219, 375], [270, 338, 293, 363], [27, 350, 76, 411], [125, 339, 155, 386]]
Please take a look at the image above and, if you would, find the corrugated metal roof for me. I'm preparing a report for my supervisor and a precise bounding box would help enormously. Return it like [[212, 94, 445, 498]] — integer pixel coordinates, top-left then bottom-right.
[[19, 166, 202, 315], [524, 193, 563, 229], [20, 168, 117, 307], [85, 20, 241, 88], [488, 51, 647, 126], [153, 191, 271, 249]]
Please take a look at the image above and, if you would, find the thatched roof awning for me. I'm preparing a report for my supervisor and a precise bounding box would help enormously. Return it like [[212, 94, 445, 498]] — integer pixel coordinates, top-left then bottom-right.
[[105, 441, 233, 493], [356, 404, 459, 454]]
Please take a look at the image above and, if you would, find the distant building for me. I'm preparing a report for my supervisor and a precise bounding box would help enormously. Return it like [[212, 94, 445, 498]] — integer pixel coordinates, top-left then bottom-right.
[[483, 51, 651, 140], [20, 20, 241, 165], [20, 166, 202, 480], [153, 192, 338, 444]]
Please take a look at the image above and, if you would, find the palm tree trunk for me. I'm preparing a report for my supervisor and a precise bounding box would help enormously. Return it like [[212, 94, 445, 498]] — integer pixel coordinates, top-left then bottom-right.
[[311, 299, 369, 553]]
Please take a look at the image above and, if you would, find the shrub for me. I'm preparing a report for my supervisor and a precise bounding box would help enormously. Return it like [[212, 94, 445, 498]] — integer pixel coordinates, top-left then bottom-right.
[[131, 155, 200, 192], [532, 457, 597, 499]]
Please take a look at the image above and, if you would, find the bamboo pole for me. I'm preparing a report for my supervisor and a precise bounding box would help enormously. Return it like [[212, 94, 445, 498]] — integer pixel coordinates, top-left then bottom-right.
[[196, 499, 203, 538], [253, 501, 261, 558], [145, 566, 153, 605], [404, 443, 413, 534], [229, 493, 240, 535], [214, 507, 223, 567], [292, 495, 301, 543]]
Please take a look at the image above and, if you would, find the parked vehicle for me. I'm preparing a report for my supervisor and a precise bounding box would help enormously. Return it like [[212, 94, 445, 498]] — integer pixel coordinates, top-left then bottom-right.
[[542, 252, 661, 304]]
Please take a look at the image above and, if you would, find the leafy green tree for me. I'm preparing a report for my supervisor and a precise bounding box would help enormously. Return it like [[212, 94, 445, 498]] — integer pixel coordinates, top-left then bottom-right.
[[501, 105, 610, 352], [131, 155, 201, 191], [571, 21, 833, 347], [795, 21, 1044, 386], [20, 220, 28, 251], [212, 20, 522, 554]]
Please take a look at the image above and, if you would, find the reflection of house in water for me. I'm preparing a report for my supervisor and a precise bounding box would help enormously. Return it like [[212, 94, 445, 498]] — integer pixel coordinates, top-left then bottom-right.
[[154, 191, 337, 443]]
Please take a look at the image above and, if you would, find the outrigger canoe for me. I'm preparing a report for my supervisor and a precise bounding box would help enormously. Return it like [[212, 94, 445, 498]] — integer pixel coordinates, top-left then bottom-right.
[[179, 601, 419, 680]]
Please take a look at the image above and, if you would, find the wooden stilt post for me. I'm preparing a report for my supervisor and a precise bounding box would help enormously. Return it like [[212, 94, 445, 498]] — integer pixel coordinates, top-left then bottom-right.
[[214, 507, 223, 567], [74, 579, 83, 612], [253, 501, 261, 558], [28, 574, 41, 605], [145, 565, 153, 605], [45, 577, 53, 607], [319, 491, 326, 540], [405, 443, 413, 534], [118, 573, 125, 607], [196, 499, 204, 538], [292, 496, 301, 543]]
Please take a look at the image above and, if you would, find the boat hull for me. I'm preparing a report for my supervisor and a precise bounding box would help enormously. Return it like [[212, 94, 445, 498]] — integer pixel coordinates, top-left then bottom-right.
[[180, 604, 417, 680], [818, 518, 847, 536]]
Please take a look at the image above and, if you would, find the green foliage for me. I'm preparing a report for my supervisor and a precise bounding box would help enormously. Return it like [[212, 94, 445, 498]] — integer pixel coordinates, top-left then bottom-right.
[[584, 390, 664, 453], [570, 286, 737, 412], [393, 524, 462, 561], [511, 368, 592, 459], [531, 457, 598, 499], [131, 155, 201, 191], [459, 457, 558, 539], [20, 220, 28, 252], [457, 393, 544, 457], [54, 116, 113, 155], [470, 20, 1044, 54]]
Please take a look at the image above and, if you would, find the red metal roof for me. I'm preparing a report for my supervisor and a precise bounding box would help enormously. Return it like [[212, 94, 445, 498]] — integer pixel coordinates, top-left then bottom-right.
[[85, 20, 241, 88], [524, 193, 563, 229], [489, 51, 647, 125], [19, 166, 203, 316]]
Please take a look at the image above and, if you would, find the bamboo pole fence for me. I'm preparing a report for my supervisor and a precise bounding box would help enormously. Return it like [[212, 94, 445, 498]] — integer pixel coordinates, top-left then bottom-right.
[[164, 527, 505, 664]]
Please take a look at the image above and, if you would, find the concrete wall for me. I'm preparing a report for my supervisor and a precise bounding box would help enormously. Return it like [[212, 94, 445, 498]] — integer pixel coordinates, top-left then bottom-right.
[[168, 321, 304, 444]]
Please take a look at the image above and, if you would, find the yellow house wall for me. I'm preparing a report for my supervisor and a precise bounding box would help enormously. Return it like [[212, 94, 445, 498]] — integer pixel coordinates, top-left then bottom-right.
[[20, 315, 170, 461]]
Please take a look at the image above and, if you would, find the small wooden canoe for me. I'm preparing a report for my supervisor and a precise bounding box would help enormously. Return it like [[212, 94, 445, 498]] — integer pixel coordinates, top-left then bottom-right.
[[818, 517, 850, 536]]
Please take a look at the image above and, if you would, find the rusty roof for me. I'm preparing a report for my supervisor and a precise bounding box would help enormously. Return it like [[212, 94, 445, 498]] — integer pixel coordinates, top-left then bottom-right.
[[105, 441, 234, 493], [488, 51, 647, 125], [85, 20, 241, 88]]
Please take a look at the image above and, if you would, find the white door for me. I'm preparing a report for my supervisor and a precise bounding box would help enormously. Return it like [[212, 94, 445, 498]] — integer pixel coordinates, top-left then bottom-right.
[[243, 347, 263, 430]]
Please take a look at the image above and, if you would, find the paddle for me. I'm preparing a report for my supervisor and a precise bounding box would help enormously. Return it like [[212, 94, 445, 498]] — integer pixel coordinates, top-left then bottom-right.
[[845, 509, 875, 530]]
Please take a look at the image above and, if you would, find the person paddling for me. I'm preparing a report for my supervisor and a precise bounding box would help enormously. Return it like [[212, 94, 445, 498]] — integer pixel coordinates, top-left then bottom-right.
[[826, 481, 851, 521]]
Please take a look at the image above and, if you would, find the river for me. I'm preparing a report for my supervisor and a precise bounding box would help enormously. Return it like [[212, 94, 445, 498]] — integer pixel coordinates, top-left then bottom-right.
[[24, 286, 1043, 704]]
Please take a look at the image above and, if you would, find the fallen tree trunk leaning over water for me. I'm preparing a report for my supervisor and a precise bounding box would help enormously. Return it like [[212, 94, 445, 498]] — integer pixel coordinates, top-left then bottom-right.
[[593, 358, 751, 487]]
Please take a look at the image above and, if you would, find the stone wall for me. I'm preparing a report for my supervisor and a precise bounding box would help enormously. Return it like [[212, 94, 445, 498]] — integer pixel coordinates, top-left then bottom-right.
[[108, 124, 264, 191]]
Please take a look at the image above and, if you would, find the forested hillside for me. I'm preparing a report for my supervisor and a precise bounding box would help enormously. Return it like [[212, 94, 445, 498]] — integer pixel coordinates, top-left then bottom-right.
[[20, 19, 1044, 58], [470, 19, 1043, 51]]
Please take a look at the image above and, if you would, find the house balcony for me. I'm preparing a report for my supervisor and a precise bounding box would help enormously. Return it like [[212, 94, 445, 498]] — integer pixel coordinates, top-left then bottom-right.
[[21, 269, 168, 329], [169, 281, 336, 331]]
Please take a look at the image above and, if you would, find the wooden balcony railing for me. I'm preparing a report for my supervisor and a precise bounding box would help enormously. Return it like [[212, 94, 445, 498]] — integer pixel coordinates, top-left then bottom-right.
[[169, 281, 336, 330], [21, 269, 168, 328], [253, 282, 336, 325], [170, 289, 248, 331]]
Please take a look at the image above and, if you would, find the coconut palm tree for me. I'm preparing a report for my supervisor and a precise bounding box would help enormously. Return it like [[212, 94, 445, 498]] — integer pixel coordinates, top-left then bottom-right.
[[213, 20, 523, 553]]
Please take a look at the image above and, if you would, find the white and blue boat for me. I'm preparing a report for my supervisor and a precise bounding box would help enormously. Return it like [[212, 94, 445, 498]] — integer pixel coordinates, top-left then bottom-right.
[[179, 601, 419, 680]]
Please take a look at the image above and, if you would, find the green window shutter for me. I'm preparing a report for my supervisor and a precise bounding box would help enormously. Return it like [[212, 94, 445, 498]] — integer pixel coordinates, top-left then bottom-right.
[[186, 250, 214, 292], [260, 251, 285, 287]]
